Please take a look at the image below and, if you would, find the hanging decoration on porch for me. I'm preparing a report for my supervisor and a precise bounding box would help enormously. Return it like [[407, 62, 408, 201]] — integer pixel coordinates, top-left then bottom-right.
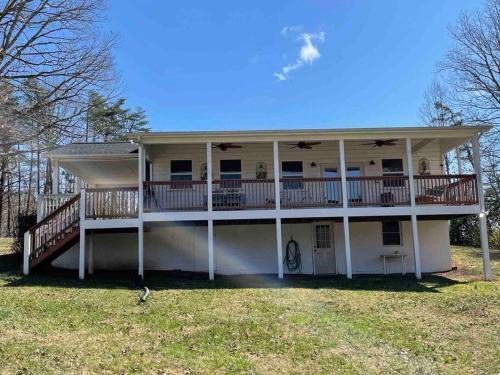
[[418, 158, 430, 175], [256, 162, 267, 179], [200, 163, 207, 180]]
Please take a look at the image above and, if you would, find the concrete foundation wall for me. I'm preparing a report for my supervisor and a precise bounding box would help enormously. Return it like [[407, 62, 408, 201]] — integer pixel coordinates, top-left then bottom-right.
[[52, 220, 451, 275]]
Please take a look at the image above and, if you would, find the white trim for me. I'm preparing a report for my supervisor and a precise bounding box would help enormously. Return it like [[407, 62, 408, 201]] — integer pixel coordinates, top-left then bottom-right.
[[88, 231, 94, 275], [79, 190, 86, 280], [207, 143, 213, 212], [208, 219, 214, 280], [52, 159, 59, 194], [82, 219, 140, 229], [406, 138, 416, 207]]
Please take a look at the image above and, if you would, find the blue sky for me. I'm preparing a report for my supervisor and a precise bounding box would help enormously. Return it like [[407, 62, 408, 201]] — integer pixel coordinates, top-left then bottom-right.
[[106, 0, 483, 131]]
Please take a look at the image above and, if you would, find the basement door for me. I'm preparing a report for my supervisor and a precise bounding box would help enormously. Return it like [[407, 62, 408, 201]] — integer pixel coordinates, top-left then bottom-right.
[[312, 222, 336, 275]]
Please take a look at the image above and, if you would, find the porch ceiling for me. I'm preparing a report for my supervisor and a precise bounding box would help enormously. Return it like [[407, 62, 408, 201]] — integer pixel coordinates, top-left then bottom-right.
[[59, 158, 138, 186]]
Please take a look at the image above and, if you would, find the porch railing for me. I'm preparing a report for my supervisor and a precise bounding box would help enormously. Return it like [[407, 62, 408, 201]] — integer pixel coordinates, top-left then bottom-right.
[[414, 174, 478, 205], [36, 193, 76, 221], [144, 181, 208, 211], [346, 176, 410, 207], [212, 179, 275, 210], [280, 177, 343, 208], [85, 187, 139, 219]]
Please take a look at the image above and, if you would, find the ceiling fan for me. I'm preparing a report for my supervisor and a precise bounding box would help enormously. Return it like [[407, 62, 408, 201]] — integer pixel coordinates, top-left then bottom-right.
[[213, 143, 242, 151], [361, 139, 399, 147], [287, 141, 322, 149]]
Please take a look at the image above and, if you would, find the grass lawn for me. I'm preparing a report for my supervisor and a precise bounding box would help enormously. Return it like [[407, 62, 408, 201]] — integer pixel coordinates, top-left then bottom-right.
[[0, 241, 498, 374]]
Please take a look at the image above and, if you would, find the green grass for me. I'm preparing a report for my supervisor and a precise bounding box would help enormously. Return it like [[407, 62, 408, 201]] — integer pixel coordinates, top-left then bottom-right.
[[0, 243, 498, 374]]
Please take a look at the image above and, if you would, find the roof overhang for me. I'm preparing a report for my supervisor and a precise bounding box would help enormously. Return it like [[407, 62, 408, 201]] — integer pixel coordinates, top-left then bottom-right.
[[128, 125, 492, 145]]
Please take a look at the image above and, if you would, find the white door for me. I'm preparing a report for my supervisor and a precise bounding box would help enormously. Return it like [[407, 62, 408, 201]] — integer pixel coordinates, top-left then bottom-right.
[[321, 165, 339, 204], [312, 223, 336, 274]]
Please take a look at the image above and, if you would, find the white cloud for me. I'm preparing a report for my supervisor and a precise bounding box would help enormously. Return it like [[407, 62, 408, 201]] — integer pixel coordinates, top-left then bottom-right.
[[274, 29, 325, 81], [280, 25, 303, 35]]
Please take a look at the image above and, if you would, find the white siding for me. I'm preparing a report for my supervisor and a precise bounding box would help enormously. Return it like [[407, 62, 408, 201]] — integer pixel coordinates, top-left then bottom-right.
[[148, 140, 444, 181], [52, 220, 451, 275]]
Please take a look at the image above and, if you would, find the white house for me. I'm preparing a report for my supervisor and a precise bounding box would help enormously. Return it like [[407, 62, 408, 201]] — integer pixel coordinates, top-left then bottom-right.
[[23, 126, 493, 281]]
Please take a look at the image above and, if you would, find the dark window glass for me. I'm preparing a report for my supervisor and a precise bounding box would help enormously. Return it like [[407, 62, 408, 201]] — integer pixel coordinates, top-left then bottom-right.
[[220, 160, 241, 172], [382, 221, 401, 246], [282, 161, 303, 173], [171, 160, 192, 174]]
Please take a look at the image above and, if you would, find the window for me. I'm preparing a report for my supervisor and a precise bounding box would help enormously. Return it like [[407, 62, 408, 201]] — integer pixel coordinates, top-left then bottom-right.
[[382, 221, 402, 246], [382, 158, 404, 187], [220, 160, 241, 188], [282, 161, 303, 189], [170, 160, 192, 188]]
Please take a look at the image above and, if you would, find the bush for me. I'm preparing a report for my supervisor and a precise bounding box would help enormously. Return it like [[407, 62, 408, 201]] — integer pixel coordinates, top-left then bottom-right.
[[12, 213, 37, 253]]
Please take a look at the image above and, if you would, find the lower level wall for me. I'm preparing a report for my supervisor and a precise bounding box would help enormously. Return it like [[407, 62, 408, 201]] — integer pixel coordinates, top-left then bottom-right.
[[52, 220, 452, 275]]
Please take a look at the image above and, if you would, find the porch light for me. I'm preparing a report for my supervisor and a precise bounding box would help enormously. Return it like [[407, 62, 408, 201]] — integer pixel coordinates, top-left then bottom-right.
[[369, 160, 375, 166], [310, 162, 317, 167]]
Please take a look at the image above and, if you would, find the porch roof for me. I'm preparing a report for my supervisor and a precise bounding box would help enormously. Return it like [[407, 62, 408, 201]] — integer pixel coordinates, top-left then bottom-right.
[[128, 125, 491, 146]]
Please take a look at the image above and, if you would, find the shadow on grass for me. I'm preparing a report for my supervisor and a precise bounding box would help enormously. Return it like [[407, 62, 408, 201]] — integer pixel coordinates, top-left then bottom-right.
[[3, 266, 464, 293]]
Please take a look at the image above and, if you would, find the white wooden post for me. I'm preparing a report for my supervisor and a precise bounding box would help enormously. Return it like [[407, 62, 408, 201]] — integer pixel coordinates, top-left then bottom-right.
[[207, 142, 214, 280], [456, 146, 463, 174], [472, 136, 492, 280], [339, 140, 348, 209], [411, 215, 422, 279], [343, 216, 352, 279], [138, 144, 145, 278], [79, 189, 86, 280], [88, 230, 94, 275], [339, 140, 352, 278], [52, 159, 59, 194], [23, 231, 31, 275], [406, 138, 421, 279], [273, 141, 283, 278]]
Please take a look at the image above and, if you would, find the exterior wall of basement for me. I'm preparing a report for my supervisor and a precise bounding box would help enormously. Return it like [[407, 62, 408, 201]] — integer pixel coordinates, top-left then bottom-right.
[[52, 220, 451, 275]]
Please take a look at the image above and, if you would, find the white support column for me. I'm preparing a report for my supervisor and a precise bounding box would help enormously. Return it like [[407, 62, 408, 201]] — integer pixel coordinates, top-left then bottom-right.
[[273, 141, 281, 210], [407, 138, 422, 279], [406, 138, 416, 207], [52, 159, 59, 194], [23, 231, 31, 275], [456, 146, 463, 174], [343, 216, 352, 279], [79, 189, 86, 280], [339, 140, 348, 209], [276, 218, 283, 279], [411, 214, 422, 279], [472, 136, 492, 280], [273, 141, 283, 279], [88, 230, 94, 275], [138, 144, 145, 278], [207, 142, 214, 280]]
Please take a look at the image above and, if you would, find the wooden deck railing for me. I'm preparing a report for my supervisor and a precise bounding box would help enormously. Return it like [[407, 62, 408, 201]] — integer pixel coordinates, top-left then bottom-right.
[[144, 181, 208, 211], [36, 193, 76, 221], [29, 194, 80, 263], [212, 179, 275, 210], [280, 177, 342, 208], [414, 174, 478, 205], [85, 187, 139, 219], [346, 176, 410, 207]]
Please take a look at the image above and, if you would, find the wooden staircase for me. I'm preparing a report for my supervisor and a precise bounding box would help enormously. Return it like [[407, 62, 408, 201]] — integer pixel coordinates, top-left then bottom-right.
[[28, 194, 81, 270]]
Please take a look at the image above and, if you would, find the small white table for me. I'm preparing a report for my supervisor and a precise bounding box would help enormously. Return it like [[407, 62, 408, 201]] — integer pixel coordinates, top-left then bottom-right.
[[381, 254, 407, 275]]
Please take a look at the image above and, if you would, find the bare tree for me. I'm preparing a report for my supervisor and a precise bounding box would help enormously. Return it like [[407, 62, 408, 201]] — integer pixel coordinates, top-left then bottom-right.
[[0, 0, 116, 151]]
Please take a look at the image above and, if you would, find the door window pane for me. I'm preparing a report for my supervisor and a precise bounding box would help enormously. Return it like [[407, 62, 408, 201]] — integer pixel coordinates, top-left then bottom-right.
[[282, 161, 303, 190], [315, 225, 331, 248]]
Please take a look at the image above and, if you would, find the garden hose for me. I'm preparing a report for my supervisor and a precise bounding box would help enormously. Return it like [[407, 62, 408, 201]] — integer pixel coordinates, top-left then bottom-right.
[[284, 237, 301, 273], [139, 286, 150, 303]]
